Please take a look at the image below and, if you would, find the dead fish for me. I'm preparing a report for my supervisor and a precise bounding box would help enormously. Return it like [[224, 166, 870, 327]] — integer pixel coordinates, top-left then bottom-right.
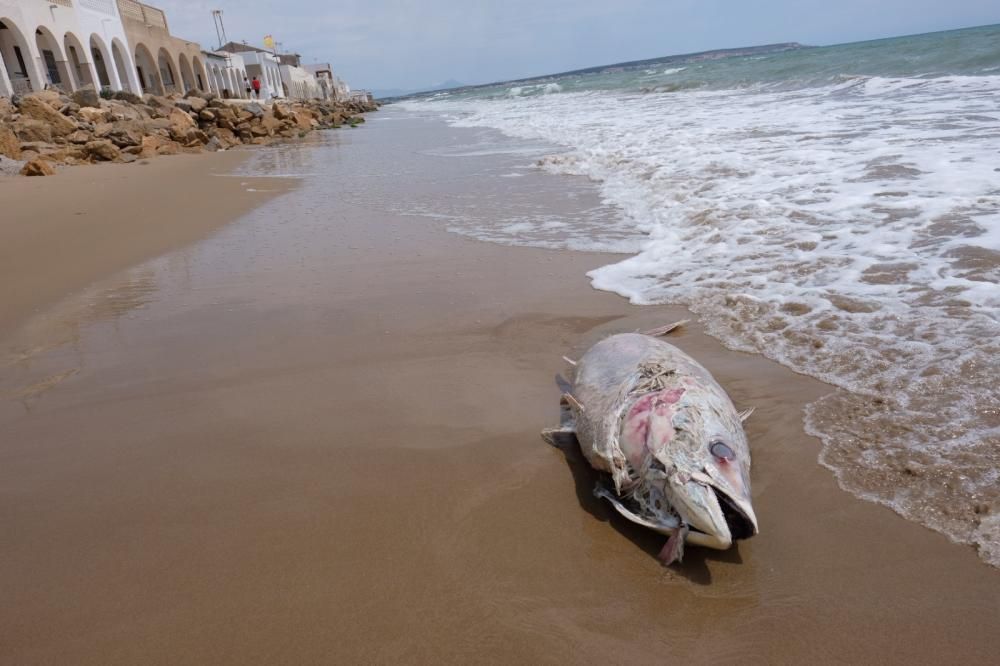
[[543, 322, 758, 565]]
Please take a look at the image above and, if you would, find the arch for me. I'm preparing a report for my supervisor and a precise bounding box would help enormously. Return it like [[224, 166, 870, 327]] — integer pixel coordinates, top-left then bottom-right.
[[210, 64, 222, 95], [34, 25, 71, 91], [157, 47, 178, 94], [0, 17, 41, 95], [111, 38, 136, 93], [63, 31, 96, 90], [192, 55, 208, 92], [133, 42, 161, 95], [177, 52, 195, 92], [88, 33, 114, 89]]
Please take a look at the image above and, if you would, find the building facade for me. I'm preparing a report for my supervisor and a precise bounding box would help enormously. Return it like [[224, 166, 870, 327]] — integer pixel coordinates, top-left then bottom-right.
[[0, 0, 140, 97], [115, 0, 207, 96]]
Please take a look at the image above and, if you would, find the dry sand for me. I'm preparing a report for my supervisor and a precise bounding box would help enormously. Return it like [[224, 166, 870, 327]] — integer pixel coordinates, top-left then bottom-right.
[[1, 144, 998, 664]]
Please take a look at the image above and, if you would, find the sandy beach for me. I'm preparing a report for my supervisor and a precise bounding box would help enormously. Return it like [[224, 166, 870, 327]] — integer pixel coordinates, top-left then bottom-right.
[[1, 117, 998, 664]]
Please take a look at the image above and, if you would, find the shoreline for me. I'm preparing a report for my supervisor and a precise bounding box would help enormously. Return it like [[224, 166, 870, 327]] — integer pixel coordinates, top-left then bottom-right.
[[1, 119, 998, 662]]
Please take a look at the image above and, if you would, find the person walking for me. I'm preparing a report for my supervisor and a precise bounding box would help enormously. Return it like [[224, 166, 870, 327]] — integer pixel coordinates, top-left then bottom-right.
[[244, 76, 252, 98], [252, 76, 262, 99]]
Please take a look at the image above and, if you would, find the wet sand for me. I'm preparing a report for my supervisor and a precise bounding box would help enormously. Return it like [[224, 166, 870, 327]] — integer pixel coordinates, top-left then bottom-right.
[[0, 151, 295, 338], [1, 121, 998, 664]]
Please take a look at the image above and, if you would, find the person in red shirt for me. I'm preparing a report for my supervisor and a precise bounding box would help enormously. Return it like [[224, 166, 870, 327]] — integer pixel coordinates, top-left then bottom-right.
[[252, 76, 262, 99]]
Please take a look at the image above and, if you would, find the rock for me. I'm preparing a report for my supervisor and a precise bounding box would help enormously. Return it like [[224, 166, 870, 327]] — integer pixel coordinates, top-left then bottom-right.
[[12, 119, 53, 143], [79, 106, 109, 124], [17, 96, 77, 137], [118, 152, 138, 164], [0, 126, 21, 159], [205, 136, 223, 152], [0, 98, 14, 121], [167, 107, 196, 141], [0, 154, 26, 176], [84, 139, 121, 162], [20, 158, 55, 176], [72, 85, 101, 108], [18, 141, 55, 154], [198, 109, 216, 122], [272, 103, 292, 121], [187, 97, 207, 113], [245, 103, 265, 118], [67, 130, 91, 144], [156, 141, 181, 156], [113, 90, 142, 104], [106, 121, 145, 148]]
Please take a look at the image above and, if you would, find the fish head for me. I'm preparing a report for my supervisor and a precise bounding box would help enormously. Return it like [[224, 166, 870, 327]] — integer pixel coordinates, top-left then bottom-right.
[[623, 383, 758, 550]]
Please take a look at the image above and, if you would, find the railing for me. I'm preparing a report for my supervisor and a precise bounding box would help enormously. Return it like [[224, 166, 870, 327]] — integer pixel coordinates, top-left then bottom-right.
[[79, 0, 117, 16], [116, 0, 168, 31]]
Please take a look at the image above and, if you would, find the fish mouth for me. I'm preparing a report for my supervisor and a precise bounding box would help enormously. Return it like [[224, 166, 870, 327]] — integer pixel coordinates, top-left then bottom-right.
[[713, 487, 756, 541], [676, 480, 758, 550]]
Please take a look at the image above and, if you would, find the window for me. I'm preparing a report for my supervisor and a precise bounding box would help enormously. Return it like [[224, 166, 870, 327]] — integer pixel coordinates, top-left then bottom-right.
[[42, 50, 61, 84]]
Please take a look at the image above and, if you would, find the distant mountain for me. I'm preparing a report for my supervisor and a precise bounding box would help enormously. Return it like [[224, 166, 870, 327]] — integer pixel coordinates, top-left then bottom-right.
[[371, 79, 466, 100]]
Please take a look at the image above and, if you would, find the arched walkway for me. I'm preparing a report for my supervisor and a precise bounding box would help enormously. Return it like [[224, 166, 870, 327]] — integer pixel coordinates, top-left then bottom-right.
[[157, 47, 178, 94], [177, 52, 195, 92], [0, 17, 41, 94], [111, 38, 135, 93], [63, 31, 96, 90], [34, 26, 71, 91], [192, 56, 208, 92], [134, 42, 161, 94], [89, 34, 113, 89]]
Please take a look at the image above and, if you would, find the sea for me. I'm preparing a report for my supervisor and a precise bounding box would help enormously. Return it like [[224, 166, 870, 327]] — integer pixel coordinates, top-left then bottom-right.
[[398, 24, 1000, 566]]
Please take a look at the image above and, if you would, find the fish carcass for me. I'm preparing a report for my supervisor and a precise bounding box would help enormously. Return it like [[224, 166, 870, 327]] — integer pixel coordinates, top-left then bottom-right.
[[543, 324, 758, 564]]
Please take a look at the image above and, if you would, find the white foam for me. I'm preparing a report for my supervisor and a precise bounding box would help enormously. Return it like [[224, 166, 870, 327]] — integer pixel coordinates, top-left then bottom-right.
[[401, 74, 1000, 565]]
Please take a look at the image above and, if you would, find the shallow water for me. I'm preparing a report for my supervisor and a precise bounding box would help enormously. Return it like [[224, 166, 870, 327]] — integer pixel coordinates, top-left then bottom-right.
[[401, 25, 1000, 565]]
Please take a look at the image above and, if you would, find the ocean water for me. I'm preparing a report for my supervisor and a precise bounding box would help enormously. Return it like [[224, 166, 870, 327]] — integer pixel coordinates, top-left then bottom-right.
[[400, 24, 1000, 566]]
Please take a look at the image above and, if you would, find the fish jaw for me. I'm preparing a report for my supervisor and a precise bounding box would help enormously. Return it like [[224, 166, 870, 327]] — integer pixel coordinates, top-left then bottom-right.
[[666, 473, 759, 551]]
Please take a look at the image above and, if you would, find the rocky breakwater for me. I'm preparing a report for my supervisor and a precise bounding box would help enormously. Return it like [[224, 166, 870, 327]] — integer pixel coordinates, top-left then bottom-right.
[[0, 85, 376, 177]]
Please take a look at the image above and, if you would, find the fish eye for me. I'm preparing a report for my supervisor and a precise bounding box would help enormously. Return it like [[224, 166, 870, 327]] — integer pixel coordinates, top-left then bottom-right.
[[710, 441, 735, 461]]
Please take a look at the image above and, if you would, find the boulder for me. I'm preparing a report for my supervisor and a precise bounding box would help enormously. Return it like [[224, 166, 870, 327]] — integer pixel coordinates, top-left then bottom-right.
[[106, 121, 145, 148], [20, 158, 55, 177], [66, 130, 91, 144], [79, 106, 109, 124], [187, 96, 208, 113], [17, 96, 77, 137], [112, 90, 142, 104], [84, 139, 121, 162], [272, 103, 292, 121], [12, 119, 53, 143], [167, 107, 197, 141], [0, 126, 21, 159], [72, 85, 101, 108], [198, 109, 216, 122], [245, 103, 265, 118]]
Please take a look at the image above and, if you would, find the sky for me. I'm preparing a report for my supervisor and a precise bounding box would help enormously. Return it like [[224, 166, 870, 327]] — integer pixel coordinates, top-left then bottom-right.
[[157, 0, 1000, 93]]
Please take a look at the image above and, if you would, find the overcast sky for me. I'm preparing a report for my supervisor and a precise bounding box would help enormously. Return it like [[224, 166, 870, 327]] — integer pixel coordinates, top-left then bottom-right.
[[158, 0, 1000, 92]]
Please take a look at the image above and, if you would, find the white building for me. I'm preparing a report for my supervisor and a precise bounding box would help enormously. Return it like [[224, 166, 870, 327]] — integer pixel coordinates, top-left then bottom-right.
[[234, 49, 282, 100], [279, 63, 321, 100], [1, 0, 140, 97], [202, 49, 250, 100]]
